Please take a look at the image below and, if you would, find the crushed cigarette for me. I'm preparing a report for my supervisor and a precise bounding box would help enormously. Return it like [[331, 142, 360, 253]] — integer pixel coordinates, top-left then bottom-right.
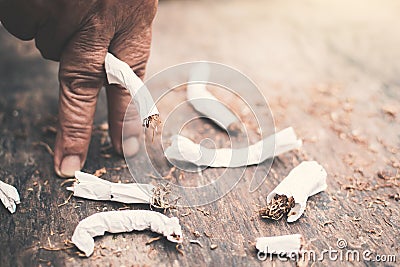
[[71, 210, 183, 257], [262, 161, 327, 222], [256, 234, 304, 255], [259, 194, 295, 220], [104, 53, 160, 129], [0, 180, 20, 213], [187, 62, 241, 134], [66, 171, 155, 204], [165, 127, 302, 167]]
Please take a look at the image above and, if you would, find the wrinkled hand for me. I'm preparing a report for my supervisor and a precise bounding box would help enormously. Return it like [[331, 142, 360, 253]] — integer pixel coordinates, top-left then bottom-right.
[[0, 0, 158, 177]]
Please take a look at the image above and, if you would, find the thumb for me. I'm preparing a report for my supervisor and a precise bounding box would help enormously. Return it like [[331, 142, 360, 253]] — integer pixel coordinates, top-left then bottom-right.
[[54, 20, 114, 178]]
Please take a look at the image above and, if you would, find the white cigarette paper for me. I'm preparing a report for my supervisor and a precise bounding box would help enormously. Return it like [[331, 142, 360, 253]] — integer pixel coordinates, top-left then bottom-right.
[[187, 63, 240, 133], [267, 161, 327, 222], [256, 234, 303, 255], [66, 171, 154, 204], [0, 180, 20, 213], [104, 52, 159, 124], [72, 210, 183, 257], [164, 127, 302, 167]]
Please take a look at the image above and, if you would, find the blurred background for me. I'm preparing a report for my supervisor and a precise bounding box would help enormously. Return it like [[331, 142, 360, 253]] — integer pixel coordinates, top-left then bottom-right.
[[1, 0, 399, 131]]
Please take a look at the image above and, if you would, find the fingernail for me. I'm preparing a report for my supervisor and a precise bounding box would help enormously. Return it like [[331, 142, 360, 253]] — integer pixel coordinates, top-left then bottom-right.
[[123, 137, 140, 158], [60, 155, 81, 177]]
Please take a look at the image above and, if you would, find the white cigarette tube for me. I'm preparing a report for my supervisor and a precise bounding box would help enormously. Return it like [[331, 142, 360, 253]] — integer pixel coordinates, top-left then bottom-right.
[[104, 52, 159, 125], [165, 127, 302, 167], [67, 171, 155, 204], [267, 161, 327, 222], [0, 180, 20, 213], [187, 62, 240, 134], [256, 234, 304, 255], [72, 210, 183, 257]]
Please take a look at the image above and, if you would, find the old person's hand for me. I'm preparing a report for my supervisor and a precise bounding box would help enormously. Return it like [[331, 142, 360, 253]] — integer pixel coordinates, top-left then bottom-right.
[[0, 0, 158, 177]]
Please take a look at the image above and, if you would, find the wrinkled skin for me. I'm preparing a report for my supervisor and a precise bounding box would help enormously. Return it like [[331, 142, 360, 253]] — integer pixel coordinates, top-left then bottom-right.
[[0, 0, 158, 177]]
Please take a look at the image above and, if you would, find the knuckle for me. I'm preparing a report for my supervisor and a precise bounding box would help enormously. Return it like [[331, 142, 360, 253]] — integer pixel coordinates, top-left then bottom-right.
[[62, 86, 99, 104], [62, 120, 92, 138], [59, 121, 92, 152]]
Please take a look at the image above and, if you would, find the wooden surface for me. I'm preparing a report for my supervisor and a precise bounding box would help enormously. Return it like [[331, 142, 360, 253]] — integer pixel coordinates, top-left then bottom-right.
[[1, 0, 399, 266]]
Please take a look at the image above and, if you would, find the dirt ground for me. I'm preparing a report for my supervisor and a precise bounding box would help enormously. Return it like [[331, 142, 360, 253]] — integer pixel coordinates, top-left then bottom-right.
[[0, 0, 399, 266]]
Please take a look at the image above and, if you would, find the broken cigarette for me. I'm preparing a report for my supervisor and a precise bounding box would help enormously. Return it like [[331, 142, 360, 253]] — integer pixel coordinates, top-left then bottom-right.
[[187, 62, 241, 134], [164, 127, 302, 167], [66, 171, 155, 204], [256, 234, 304, 255], [260, 161, 327, 222], [259, 194, 295, 221], [104, 52, 160, 129], [0, 180, 20, 213], [71, 210, 183, 257]]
